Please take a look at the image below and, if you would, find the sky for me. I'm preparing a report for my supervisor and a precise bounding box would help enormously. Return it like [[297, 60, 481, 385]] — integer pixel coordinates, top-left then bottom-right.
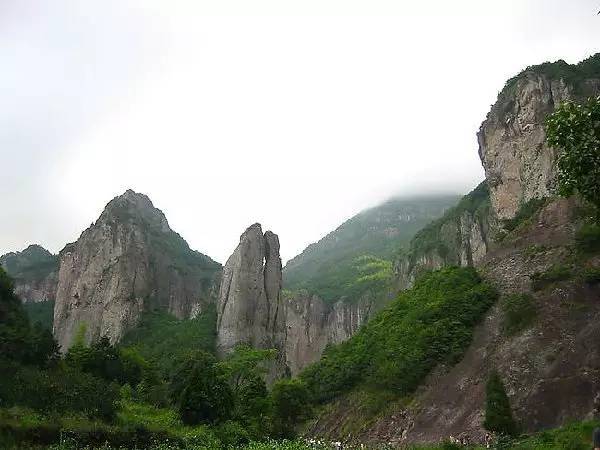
[[1, 1, 599, 264]]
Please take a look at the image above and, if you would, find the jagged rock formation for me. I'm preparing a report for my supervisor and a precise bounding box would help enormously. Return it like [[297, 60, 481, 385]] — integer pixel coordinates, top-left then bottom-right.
[[284, 292, 372, 375], [216, 224, 287, 376], [478, 55, 600, 220], [394, 182, 497, 290], [53, 190, 221, 350], [0, 245, 58, 303]]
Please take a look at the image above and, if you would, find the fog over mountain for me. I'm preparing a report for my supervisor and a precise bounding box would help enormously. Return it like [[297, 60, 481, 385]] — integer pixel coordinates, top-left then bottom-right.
[[1, 0, 599, 262]]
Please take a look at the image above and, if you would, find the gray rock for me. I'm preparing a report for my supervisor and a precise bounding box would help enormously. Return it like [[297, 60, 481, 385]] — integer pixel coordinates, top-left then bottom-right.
[[53, 189, 221, 350], [216, 223, 287, 378]]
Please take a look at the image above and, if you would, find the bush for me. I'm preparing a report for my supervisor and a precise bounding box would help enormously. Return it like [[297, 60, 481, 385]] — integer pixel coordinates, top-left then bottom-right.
[[170, 351, 234, 425], [531, 265, 573, 291], [502, 197, 548, 232], [575, 222, 600, 254], [583, 267, 600, 285], [501, 294, 537, 335], [271, 379, 312, 439], [546, 96, 600, 214], [483, 371, 519, 437]]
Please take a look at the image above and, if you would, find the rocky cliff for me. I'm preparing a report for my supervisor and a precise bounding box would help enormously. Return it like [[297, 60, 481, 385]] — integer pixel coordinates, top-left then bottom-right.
[[478, 55, 600, 220], [393, 182, 496, 290], [216, 223, 287, 376], [53, 190, 221, 350], [283, 291, 372, 375], [0, 245, 58, 303]]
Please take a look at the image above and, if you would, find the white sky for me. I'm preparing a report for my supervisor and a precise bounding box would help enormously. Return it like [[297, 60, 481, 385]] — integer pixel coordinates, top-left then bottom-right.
[[1, 0, 599, 263]]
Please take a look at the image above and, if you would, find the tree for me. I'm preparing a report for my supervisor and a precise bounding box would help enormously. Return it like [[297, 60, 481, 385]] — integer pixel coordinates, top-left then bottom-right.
[[483, 371, 519, 437], [170, 351, 234, 425], [546, 97, 600, 215], [271, 378, 311, 438]]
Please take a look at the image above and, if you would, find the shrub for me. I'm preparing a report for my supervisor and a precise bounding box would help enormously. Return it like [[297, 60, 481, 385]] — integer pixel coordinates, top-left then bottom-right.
[[501, 294, 537, 335], [271, 379, 312, 439], [583, 267, 600, 285], [483, 371, 519, 437], [170, 351, 234, 425], [575, 222, 600, 254], [546, 96, 600, 215], [502, 197, 548, 232], [531, 265, 573, 291]]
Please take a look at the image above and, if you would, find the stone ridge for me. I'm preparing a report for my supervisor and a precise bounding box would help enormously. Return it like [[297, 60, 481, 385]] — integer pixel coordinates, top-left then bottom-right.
[[53, 189, 221, 350], [216, 223, 287, 378]]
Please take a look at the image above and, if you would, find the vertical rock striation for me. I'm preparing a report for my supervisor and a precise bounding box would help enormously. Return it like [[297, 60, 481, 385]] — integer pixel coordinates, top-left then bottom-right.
[[53, 190, 221, 350], [216, 224, 287, 376], [478, 60, 600, 220]]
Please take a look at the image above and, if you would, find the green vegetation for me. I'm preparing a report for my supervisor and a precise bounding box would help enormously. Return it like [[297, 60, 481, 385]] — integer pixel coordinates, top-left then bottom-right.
[[502, 198, 548, 233], [120, 306, 217, 376], [270, 379, 311, 439], [23, 300, 54, 330], [0, 245, 58, 287], [546, 96, 600, 215], [530, 265, 573, 291], [575, 222, 600, 254], [406, 182, 490, 265], [583, 266, 600, 284], [483, 371, 519, 437], [502, 53, 600, 97], [501, 294, 537, 336], [283, 195, 458, 303], [300, 267, 497, 403]]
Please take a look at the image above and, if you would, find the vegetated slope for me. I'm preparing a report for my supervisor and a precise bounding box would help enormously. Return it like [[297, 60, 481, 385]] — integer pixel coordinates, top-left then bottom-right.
[[120, 305, 217, 376], [394, 181, 495, 289], [0, 244, 58, 303], [300, 266, 497, 404], [284, 195, 458, 303]]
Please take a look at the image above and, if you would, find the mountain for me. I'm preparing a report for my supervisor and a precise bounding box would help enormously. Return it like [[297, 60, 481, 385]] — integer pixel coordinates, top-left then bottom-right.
[[284, 195, 459, 303], [53, 189, 222, 350], [303, 54, 600, 445], [0, 244, 58, 303]]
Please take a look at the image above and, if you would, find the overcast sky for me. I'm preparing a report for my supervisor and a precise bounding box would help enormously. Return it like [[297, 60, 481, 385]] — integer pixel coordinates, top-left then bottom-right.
[[1, 1, 599, 263]]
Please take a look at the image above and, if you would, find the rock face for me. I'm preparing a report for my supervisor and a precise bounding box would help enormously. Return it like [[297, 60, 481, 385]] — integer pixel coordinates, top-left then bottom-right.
[[53, 190, 221, 350], [394, 182, 496, 290], [284, 292, 372, 375], [478, 59, 600, 220], [0, 245, 58, 303], [216, 224, 287, 376]]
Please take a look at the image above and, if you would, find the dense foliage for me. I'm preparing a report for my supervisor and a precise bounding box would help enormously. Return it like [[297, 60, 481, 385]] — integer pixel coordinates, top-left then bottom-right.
[[23, 300, 54, 330], [546, 96, 600, 215], [120, 307, 217, 376], [300, 267, 497, 403], [283, 195, 458, 303], [483, 371, 519, 437]]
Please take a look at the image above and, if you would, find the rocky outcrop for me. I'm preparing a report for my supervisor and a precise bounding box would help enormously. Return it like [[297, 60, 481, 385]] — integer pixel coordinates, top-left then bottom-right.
[[0, 245, 58, 303], [478, 58, 600, 220], [53, 190, 221, 350], [283, 292, 373, 375], [394, 182, 497, 290], [216, 224, 287, 376]]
